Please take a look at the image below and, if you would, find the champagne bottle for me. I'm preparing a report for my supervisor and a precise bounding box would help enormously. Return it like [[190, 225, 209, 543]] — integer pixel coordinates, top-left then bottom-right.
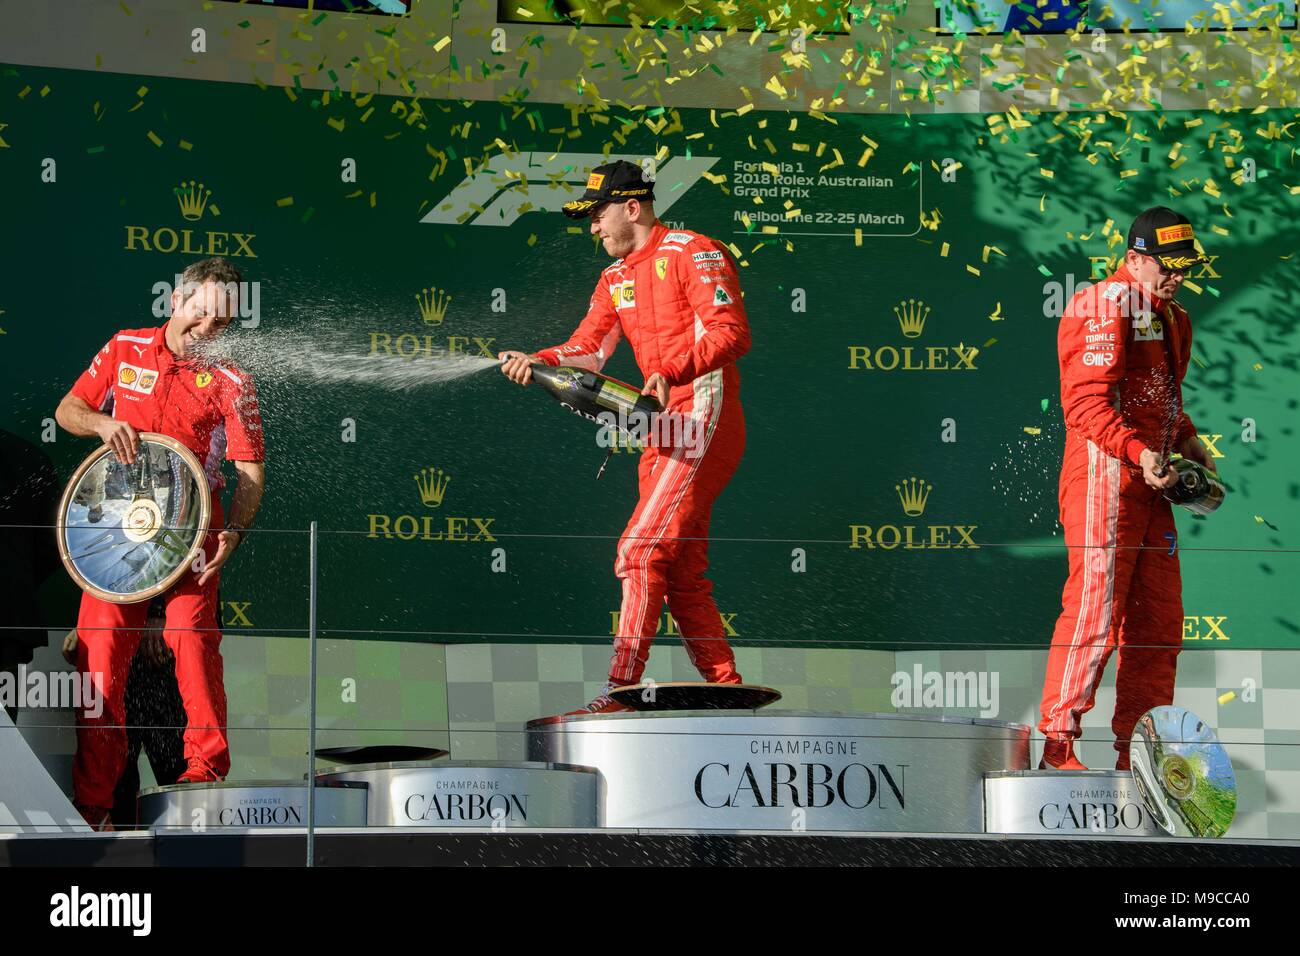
[[1161, 457, 1227, 516], [528, 364, 662, 442]]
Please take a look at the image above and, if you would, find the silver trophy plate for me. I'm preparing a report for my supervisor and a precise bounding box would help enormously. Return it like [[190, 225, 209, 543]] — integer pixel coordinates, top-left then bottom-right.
[[1130, 705, 1237, 838], [57, 433, 211, 604]]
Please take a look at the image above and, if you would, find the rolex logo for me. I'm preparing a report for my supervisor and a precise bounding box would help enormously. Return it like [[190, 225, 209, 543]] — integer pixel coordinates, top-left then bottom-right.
[[414, 467, 451, 508], [894, 298, 930, 339], [896, 477, 932, 517], [175, 180, 213, 221], [417, 287, 452, 326], [127, 181, 253, 257], [849, 478, 977, 551], [848, 300, 976, 372]]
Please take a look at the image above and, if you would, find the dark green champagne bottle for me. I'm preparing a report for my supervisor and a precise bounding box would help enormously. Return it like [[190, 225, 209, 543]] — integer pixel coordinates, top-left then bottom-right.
[[528, 364, 662, 441]]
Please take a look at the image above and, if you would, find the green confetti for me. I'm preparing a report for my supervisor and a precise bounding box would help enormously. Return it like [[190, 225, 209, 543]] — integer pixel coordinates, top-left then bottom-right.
[[1040, 398, 1049, 412], [1037, 264, 1053, 277]]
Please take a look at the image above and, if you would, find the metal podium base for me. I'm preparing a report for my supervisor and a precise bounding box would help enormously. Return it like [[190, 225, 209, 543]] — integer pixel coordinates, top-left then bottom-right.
[[984, 770, 1167, 837], [609, 682, 781, 711], [316, 761, 597, 828], [527, 710, 1030, 832], [138, 781, 368, 830], [314, 745, 449, 766]]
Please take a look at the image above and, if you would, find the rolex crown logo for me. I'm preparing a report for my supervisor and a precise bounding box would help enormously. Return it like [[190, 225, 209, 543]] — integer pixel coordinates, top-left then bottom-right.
[[894, 298, 930, 339], [176, 180, 212, 222], [417, 286, 452, 326], [414, 467, 451, 508], [896, 477, 933, 517]]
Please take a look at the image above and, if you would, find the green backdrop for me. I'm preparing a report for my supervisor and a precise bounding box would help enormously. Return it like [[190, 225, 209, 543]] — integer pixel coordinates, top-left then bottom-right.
[[1, 62, 1295, 655]]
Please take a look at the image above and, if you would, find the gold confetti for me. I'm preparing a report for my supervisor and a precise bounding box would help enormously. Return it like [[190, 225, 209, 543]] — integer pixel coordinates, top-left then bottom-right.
[[989, 302, 1003, 321], [940, 242, 950, 257], [1023, 427, 1042, 436], [276, 196, 294, 207], [1217, 691, 1236, 705], [146, 131, 162, 147]]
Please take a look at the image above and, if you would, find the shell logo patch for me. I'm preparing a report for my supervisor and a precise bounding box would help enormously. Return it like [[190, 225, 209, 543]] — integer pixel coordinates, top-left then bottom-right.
[[116, 362, 157, 395]]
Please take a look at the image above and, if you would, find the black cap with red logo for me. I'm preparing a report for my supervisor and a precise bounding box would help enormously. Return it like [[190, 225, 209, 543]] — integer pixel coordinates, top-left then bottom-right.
[[1127, 206, 1210, 271], [561, 160, 655, 220]]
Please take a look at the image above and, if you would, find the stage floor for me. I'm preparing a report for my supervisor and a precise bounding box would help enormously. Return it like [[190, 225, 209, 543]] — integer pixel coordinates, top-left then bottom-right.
[[2, 828, 1295, 867]]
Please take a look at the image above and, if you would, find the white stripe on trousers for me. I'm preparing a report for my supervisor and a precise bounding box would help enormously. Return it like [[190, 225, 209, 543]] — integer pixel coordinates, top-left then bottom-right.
[[1046, 439, 1120, 737], [612, 381, 721, 679]]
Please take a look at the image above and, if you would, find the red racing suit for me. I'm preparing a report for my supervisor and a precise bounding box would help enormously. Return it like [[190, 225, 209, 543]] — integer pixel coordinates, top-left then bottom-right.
[[537, 222, 751, 687], [1038, 263, 1198, 757], [68, 325, 264, 807]]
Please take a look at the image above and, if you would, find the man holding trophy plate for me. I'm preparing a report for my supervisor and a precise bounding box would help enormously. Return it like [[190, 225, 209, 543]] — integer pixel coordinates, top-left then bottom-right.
[[54, 257, 266, 831]]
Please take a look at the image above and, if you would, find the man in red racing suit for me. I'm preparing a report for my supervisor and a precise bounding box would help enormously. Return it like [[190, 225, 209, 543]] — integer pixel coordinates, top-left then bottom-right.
[[55, 258, 266, 828], [500, 160, 750, 714], [1039, 207, 1217, 770]]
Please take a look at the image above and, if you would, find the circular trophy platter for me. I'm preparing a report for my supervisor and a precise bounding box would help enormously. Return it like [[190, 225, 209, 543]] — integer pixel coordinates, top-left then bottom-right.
[[1130, 705, 1237, 839], [56, 433, 212, 604]]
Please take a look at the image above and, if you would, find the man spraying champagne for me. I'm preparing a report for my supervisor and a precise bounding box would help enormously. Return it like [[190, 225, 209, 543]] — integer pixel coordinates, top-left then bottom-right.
[[500, 160, 751, 714], [1038, 207, 1217, 771]]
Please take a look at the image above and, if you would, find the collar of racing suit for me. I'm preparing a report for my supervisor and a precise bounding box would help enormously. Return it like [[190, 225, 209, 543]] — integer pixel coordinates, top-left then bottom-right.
[[1112, 261, 1172, 313], [617, 221, 669, 268]]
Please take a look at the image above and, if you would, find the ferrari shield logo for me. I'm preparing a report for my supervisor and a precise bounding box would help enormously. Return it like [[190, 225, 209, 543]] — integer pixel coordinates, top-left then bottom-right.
[[655, 257, 668, 280], [195, 371, 214, 389]]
